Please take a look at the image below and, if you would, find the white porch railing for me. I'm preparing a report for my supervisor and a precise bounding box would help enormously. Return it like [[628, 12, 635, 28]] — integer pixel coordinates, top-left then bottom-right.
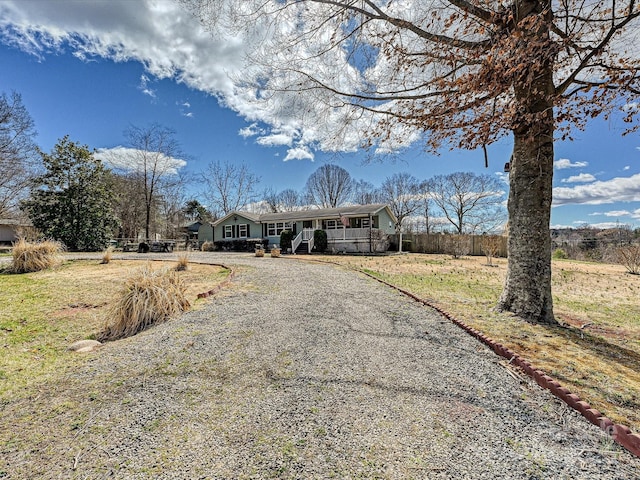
[[325, 227, 376, 240], [302, 228, 314, 241], [307, 233, 314, 253], [291, 231, 303, 254]]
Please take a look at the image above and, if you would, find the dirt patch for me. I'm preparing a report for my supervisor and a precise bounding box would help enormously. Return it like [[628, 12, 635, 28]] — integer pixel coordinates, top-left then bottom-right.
[[558, 313, 639, 341]]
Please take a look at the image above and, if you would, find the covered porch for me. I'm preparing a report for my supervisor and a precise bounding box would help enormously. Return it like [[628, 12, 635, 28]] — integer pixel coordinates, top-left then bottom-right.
[[292, 226, 389, 254]]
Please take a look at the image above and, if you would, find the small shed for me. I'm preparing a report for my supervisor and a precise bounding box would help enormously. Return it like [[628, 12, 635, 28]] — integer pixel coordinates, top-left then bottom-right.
[[0, 219, 32, 244]]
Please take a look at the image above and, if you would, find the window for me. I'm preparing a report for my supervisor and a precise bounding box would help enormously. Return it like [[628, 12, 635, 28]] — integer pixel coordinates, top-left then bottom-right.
[[326, 219, 339, 229], [223, 223, 249, 238], [361, 217, 370, 228], [267, 222, 292, 236]]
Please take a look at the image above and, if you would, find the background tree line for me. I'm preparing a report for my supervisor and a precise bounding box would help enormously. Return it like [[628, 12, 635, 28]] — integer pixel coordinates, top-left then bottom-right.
[[2, 89, 508, 251], [253, 163, 508, 236]]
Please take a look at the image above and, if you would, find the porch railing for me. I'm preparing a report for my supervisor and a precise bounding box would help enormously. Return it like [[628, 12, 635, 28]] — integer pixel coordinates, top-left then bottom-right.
[[307, 233, 314, 253], [291, 231, 303, 254], [325, 227, 376, 241]]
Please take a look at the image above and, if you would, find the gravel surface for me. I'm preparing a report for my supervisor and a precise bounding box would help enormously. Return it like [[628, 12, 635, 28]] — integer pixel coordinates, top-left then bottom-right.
[[3, 252, 640, 479]]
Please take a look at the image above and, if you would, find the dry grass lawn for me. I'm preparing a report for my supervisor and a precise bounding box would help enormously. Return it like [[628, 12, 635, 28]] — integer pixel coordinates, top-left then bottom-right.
[[305, 253, 640, 434], [0, 259, 230, 400]]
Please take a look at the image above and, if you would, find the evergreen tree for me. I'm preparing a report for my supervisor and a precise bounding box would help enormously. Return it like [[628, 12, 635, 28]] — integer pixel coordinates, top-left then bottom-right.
[[22, 136, 118, 251]]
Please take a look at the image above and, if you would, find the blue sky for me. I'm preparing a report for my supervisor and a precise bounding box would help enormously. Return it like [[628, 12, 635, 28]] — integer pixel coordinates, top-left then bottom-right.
[[1, 0, 639, 229]]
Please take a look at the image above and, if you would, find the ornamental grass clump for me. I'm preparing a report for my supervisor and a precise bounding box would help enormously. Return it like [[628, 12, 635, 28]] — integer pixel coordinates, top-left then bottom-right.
[[175, 252, 189, 271], [98, 266, 190, 341], [10, 238, 64, 273], [101, 246, 114, 264]]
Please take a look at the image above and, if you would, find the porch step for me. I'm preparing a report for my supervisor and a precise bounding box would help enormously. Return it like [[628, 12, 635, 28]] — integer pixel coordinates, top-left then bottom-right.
[[295, 241, 309, 254]]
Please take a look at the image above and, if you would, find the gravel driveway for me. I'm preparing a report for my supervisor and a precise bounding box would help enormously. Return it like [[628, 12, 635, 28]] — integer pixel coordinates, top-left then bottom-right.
[[4, 252, 640, 479]]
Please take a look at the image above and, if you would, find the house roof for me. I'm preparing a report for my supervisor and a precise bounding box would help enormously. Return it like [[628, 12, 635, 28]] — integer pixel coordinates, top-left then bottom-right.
[[212, 211, 261, 227], [0, 218, 32, 227], [259, 204, 392, 222], [183, 221, 203, 232], [213, 204, 396, 226]]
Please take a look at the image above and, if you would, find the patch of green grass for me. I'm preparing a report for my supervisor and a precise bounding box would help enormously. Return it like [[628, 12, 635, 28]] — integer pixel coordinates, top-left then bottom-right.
[[0, 259, 230, 401]]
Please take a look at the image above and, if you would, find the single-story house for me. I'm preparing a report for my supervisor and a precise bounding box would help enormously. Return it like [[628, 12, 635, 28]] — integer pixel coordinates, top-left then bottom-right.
[[182, 220, 203, 242], [0, 218, 32, 244], [198, 204, 397, 253]]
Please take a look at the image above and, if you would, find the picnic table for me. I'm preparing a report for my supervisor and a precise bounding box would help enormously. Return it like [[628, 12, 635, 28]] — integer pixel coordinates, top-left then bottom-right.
[[121, 240, 175, 253]]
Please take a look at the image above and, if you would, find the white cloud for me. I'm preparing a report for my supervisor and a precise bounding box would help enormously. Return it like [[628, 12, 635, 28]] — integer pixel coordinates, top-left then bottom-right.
[[624, 165, 631, 170], [0, 0, 244, 102], [589, 210, 632, 217], [554, 158, 588, 169], [283, 147, 314, 162], [495, 172, 509, 184], [257, 134, 293, 147], [560, 173, 596, 183], [0, 0, 422, 157], [581, 221, 625, 229], [239, 123, 264, 138], [176, 101, 193, 117], [95, 146, 186, 175], [553, 173, 640, 205], [604, 210, 632, 217], [3, 0, 636, 163], [139, 74, 156, 98]]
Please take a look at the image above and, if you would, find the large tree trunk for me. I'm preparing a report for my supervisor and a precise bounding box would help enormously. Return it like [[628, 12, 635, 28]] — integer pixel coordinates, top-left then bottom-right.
[[497, 127, 555, 324], [497, 0, 557, 325]]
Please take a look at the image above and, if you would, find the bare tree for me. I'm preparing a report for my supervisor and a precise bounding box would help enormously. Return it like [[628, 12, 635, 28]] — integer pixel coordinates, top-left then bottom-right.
[[380, 173, 421, 233], [305, 164, 353, 208], [158, 170, 190, 239], [353, 179, 383, 205], [185, 0, 640, 324], [419, 179, 435, 234], [277, 188, 301, 211], [262, 187, 301, 212], [202, 160, 259, 216], [429, 172, 506, 234], [111, 173, 146, 239], [0, 91, 38, 217], [99, 124, 187, 240], [262, 187, 280, 213]]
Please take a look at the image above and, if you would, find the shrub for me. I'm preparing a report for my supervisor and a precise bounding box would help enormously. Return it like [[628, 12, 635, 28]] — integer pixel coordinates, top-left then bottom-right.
[[313, 229, 328, 252], [10, 238, 64, 273], [280, 230, 294, 251], [98, 266, 190, 341], [201, 241, 214, 252], [442, 234, 471, 259], [482, 236, 502, 265], [371, 229, 390, 252], [552, 248, 568, 259], [616, 244, 640, 275], [247, 238, 269, 251], [101, 246, 114, 264]]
